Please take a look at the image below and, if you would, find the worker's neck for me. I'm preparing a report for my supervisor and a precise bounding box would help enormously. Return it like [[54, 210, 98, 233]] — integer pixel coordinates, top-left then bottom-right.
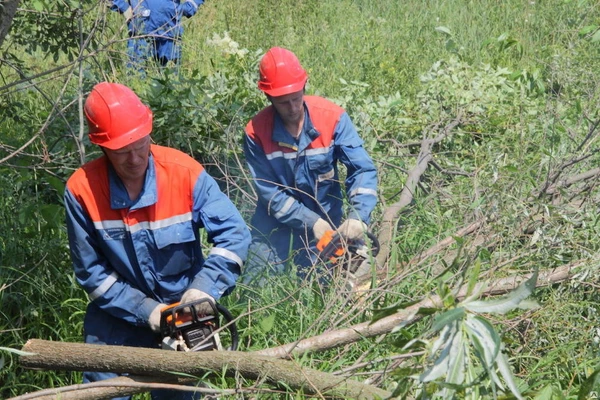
[[285, 116, 304, 140]]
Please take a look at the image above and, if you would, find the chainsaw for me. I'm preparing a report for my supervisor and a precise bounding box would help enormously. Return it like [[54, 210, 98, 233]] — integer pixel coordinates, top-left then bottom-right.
[[159, 298, 238, 352], [316, 230, 380, 278]]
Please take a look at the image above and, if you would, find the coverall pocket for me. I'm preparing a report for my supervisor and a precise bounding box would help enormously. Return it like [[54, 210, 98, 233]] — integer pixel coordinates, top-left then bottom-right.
[[154, 221, 196, 249], [308, 153, 335, 182], [153, 222, 197, 277]]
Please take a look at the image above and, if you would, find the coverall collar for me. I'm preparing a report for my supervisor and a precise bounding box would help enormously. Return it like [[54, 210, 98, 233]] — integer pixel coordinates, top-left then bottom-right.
[[108, 152, 158, 210], [271, 102, 320, 152]]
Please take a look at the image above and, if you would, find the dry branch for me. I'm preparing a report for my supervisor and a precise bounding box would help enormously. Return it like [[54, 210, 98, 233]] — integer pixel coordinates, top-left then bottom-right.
[[376, 115, 463, 269], [18, 341, 390, 400], [9, 376, 187, 400]]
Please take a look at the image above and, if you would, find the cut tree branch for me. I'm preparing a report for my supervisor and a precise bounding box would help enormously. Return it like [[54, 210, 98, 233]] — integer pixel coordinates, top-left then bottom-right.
[[376, 114, 463, 269], [254, 263, 578, 359]]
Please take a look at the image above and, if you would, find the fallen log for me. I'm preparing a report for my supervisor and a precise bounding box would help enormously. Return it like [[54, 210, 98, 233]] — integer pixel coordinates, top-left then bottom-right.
[[18, 340, 391, 400]]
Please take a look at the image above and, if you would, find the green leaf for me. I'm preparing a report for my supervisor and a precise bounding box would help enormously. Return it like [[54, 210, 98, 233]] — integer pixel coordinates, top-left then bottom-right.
[[435, 26, 452, 36], [416, 307, 440, 316], [578, 368, 600, 400], [259, 313, 275, 333], [431, 307, 465, 333], [41, 204, 63, 227], [32, 0, 45, 11], [534, 384, 565, 400], [463, 269, 538, 314], [371, 298, 422, 324], [421, 337, 452, 381], [579, 25, 598, 36], [446, 330, 466, 384], [591, 30, 600, 43], [466, 259, 481, 297], [496, 352, 525, 400], [46, 175, 66, 197], [419, 322, 459, 382], [464, 315, 500, 369]]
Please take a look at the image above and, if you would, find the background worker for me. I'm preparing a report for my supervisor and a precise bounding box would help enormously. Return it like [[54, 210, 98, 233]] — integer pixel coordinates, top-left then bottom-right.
[[65, 82, 250, 400], [242, 47, 378, 283], [109, 0, 204, 68]]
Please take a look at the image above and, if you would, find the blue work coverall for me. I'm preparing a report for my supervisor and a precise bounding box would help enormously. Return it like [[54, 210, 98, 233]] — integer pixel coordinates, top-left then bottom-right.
[[65, 145, 250, 400], [111, 0, 203, 66], [243, 96, 378, 280]]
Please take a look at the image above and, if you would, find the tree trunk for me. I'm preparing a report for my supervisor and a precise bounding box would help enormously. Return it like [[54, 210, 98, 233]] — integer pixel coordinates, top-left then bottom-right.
[[0, 0, 20, 48], [18, 340, 391, 400]]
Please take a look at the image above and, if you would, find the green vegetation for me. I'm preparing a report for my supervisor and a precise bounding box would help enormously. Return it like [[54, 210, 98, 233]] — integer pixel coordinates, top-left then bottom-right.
[[2, 0, 600, 398]]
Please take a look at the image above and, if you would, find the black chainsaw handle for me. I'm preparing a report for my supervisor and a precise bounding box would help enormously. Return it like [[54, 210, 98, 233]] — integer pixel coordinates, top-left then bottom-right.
[[216, 303, 238, 351], [365, 231, 380, 257]]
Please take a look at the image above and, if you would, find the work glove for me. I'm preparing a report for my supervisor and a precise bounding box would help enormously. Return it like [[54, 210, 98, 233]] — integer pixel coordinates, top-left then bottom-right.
[[312, 218, 333, 241], [123, 6, 133, 22], [148, 303, 167, 333], [180, 288, 216, 315], [338, 218, 368, 240]]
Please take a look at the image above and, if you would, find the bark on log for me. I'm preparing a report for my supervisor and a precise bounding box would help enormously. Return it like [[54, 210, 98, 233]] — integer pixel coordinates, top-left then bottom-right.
[[18, 341, 391, 400]]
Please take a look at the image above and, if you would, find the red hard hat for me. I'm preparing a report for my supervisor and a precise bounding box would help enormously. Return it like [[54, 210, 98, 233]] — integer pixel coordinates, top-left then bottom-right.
[[84, 82, 153, 150], [257, 47, 308, 97]]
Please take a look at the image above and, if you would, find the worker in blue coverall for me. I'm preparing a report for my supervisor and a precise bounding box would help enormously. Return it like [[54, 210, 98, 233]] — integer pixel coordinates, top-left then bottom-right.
[[110, 0, 204, 67], [242, 47, 378, 283], [65, 82, 250, 400]]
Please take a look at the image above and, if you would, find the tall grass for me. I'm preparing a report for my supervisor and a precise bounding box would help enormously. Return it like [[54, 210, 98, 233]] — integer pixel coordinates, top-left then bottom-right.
[[186, 0, 600, 97]]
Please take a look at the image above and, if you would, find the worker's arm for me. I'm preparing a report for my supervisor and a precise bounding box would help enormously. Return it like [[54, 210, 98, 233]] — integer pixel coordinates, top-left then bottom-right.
[[108, 0, 132, 17], [64, 188, 161, 328], [243, 133, 323, 231], [187, 170, 251, 300], [334, 112, 378, 224], [178, 0, 204, 18]]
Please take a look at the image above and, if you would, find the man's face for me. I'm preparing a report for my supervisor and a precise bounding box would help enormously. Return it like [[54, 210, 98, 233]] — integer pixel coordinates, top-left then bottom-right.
[[103, 136, 151, 182], [269, 90, 304, 126]]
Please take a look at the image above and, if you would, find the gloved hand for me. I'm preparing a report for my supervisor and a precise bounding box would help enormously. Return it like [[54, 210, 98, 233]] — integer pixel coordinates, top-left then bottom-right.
[[180, 288, 216, 315], [338, 218, 368, 240], [312, 218, 333, 240], [123, 6, 133, 22], [148, 303, 167, 333]]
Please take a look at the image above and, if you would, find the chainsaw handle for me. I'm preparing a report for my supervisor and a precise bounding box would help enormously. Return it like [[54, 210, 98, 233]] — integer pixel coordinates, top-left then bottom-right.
[[316, 229, 336, 252], [216, 303, 238, 351], [317, 230, 380, 259], [365, 231, 380, 257]]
